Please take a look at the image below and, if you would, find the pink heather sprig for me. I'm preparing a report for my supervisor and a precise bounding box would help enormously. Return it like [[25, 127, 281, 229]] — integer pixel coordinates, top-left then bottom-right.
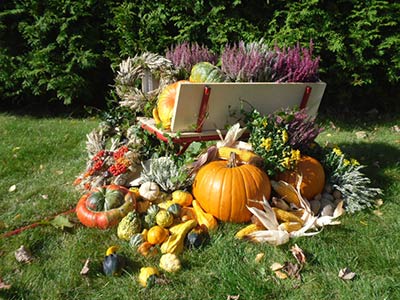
[[274, 40, 320, 83], [166, 42, 218, 77], [221, 41, 267, 82]]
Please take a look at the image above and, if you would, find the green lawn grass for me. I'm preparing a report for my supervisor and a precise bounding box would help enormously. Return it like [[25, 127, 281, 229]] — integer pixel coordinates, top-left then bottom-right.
[[0, 112, 399, 300]]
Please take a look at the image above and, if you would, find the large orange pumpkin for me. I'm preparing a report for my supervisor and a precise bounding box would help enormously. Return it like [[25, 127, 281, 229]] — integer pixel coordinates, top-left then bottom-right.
[[192, 153, 271, 223], [153, 80, 189, 130], [275, 155, 325, 200]]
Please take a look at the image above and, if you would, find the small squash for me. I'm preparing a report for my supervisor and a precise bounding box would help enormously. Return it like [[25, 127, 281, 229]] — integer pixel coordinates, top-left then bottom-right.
[[147, 225, 169, 245], [137, 241, 158, 257], [167, 203, 182, 217], [171, 190, 193, 207], [139, 182, 160, 202], [275, 155, 325, 200], [159, 253, 181, 273], [192, 200, 218, 230], [102, 246, 125, 276], [138, 267, 159, 288], [155, 210, 174, 228], [161, 219, 197, 255], [129, 233, 145, 248], [185, 225, 210, 249], [117, 211, 142, 241]]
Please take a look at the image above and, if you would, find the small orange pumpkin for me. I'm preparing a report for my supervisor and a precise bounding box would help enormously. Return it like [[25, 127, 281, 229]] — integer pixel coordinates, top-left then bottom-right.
[[153, 80, 189, 130], [147, 225, 169, 245], [275, 155, 325, 200], [192, 152, 271, 223]]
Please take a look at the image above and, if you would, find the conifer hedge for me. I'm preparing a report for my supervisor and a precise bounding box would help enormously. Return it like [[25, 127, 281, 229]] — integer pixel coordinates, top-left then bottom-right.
[[0, 1, 399, 111]]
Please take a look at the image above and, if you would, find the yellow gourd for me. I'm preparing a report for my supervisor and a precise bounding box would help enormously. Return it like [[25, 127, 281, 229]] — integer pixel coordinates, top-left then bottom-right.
[[171, 190, 193, 207], [192, 200, 218, 230], [160, 219, 197, 254], [138, 266, 159, 287], [217, 147, 263, 166]]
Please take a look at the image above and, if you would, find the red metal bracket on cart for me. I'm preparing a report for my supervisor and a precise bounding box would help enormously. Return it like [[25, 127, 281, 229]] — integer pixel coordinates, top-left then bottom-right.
[[138, 86, 224, 154]]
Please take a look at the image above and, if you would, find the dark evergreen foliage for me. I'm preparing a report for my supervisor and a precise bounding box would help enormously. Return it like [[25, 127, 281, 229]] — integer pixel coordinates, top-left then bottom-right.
[[0, 0, 399, 112]]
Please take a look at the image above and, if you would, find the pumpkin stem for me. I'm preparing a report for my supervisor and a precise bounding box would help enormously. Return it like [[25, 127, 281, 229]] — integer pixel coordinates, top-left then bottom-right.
[[227, 152, 238, 168]]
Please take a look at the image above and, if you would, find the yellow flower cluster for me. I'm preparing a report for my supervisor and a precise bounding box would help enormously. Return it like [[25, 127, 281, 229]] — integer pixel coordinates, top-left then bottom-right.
[[260, 137, 272, 151], [333, 146, 360, 167], [280, 149, 301, 169]]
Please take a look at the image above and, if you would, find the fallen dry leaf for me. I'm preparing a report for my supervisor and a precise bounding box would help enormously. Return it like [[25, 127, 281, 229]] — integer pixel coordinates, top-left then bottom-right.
[[8, 185, 16, 192], [373, 210, 383, 217], [254, 253, 264, 263], [15, 245, 33, 263], [290, 244, 306, 265], [375, 199, 384, 207], [0, 277, 12, 290], [80, 258, 90, 275], [355, 131, 367, 139], [392, 125, 400, 133], [282, 262, 302, 280], [274, 270, 288, 279], [338, 267, 356, 280], [227, 295, 240, 300], [55, 170, 64, 175], [270, 262, 284, 272], [41, 194, 49, 199]]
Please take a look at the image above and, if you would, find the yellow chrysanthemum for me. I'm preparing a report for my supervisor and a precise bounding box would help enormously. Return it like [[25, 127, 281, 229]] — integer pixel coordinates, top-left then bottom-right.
[[262, 120, 268, 127], [260, 137, 272, 151], [281, 157, 291, 169], [351, 158, 360, 166], [281, 130, 289, 144], [290, 149, 301, 161], [343, 159, 350, 166], [333, 147, 343, 156]]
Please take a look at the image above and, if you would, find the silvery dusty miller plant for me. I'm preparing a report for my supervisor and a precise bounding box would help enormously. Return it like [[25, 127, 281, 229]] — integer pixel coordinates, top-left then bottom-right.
[[322, 146, 382, 213], [140, 156, 192, 192]]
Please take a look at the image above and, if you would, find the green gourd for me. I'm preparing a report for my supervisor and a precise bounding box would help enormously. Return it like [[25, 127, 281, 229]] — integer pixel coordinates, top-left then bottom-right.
[[189, 62, 225, 83]]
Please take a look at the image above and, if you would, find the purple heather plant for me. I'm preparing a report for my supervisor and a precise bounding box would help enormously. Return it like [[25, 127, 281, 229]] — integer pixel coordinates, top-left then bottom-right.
[[275, 108, 324, 152], [274, 40, 320, 83], [221, 40, 320, 83], [165, 42, 218, 79], [221, 41, 270, 82]]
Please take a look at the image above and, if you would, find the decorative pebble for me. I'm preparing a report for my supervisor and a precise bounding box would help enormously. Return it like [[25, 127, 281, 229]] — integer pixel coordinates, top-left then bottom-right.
[[321, 192, 334, 202], [333, 190, 342, 199], [324, 184, 333, 194], [321, 204, 334, 217], [313, 193, 322, 201], [309, 200, 321, 215]]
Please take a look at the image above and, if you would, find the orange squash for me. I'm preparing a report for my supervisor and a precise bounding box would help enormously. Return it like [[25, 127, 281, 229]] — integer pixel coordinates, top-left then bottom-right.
[[154, 80, 189, 130], [192, 153, 271, 223], [147, 225, 169, 245], [275, 155, 325, 200]]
